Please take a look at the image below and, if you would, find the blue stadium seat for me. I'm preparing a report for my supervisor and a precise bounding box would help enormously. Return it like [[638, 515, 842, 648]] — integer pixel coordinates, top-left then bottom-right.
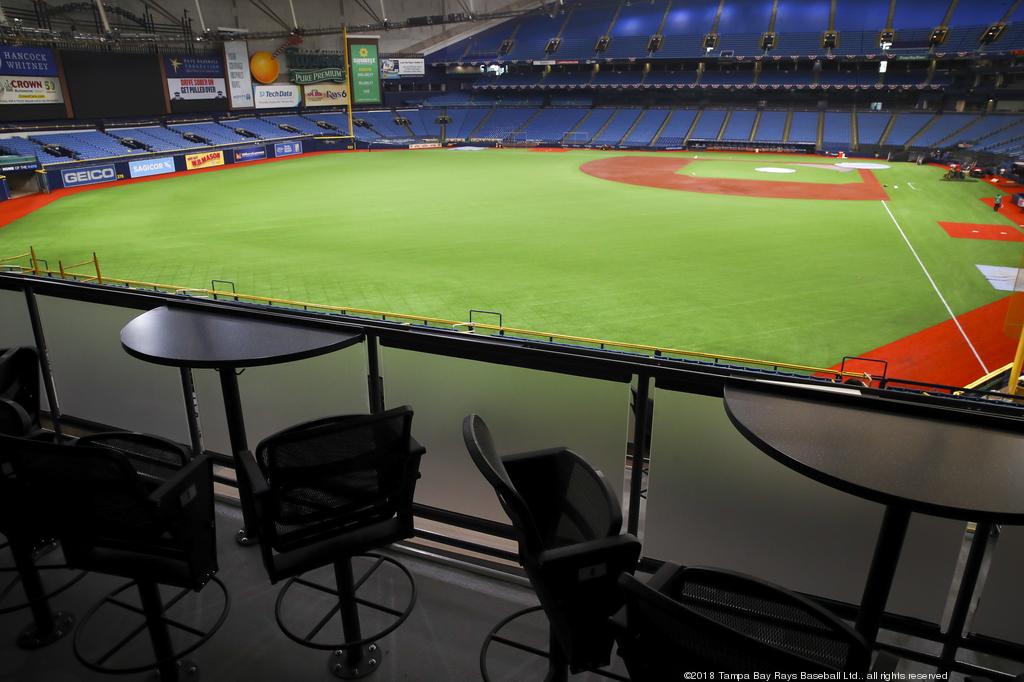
[[722, 110, 757, 140], [470, 107, 539, 140], [690, 109, 728, 140], [0, 136, 61, 164], [520, 108, 589, 143], [169, 122, 251, 146], [822, 111, 853, 148], [855, 112, 892, 145], [592, 109, 642, 145], [787, 111, 819, 143], [566, 108, 615, 144], [29, 131, 145, 160], [262, 115, 328, 136], [753, 111, 788, 142], [623, 109, 671, 146], [883, 112, 933, 146], [106, 126, 202, 152], [226, 117, 296, 140], [910, 113, 979, 148], [652, 109, 698, 147]]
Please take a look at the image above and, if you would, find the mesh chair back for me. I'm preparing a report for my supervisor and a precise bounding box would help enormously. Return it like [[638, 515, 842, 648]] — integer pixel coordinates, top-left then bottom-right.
[[9, 434, 216, 587], [77, 432, 189, 488], [0, 347, 40, 435], [463, 415, 621, 553], [618, 568, 870, 677], [257, 406, 420, 551], [13, 437, 163, 548], [505, 449, 621, 550], [462, 415, 544, 551]]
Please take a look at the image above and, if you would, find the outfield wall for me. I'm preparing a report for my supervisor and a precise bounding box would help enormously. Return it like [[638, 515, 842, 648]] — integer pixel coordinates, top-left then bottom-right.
[[40, 135, 358, 191]]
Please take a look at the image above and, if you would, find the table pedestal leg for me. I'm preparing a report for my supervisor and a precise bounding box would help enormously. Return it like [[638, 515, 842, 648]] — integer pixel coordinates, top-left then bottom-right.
[[938, 520, 993, 672], [218, 368, 259, 546], [179, 367, 203, 458], [856, 505, 911, 645]]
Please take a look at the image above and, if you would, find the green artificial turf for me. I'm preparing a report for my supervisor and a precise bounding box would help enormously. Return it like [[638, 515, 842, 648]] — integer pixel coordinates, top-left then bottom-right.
[[0, 149, 1020, 369]]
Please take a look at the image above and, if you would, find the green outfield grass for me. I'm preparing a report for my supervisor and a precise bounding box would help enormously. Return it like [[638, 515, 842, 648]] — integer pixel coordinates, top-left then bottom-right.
[[0, 148, 1019, 369]]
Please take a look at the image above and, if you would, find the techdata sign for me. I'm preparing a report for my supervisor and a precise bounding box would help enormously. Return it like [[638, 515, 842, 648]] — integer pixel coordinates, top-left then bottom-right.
[[165, 53, 227, 101], [128, 157, 175, 178], [234, 146, 266, 162], [223, 41, 254, 109], [61, 164, 116, 187], [274, 141, 302, 157], [254, 84, 301, 109], [0, 46, 58, 76]]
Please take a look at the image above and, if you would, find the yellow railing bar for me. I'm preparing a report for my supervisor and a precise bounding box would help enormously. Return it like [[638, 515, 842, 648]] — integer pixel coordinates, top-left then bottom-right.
[[63, 258, 97, 270], [964, 363, 1013, 390], [0, 251, 873, 380], [0, 251, 30, 264]]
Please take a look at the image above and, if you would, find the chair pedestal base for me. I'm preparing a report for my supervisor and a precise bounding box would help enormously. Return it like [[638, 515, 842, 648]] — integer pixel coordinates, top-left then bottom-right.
[[145, 659, 199, 681], [16, 610, 74, 649], [329, 643, 382, 679]]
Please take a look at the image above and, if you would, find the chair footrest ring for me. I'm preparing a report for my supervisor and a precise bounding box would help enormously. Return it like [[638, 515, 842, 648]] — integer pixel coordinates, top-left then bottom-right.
[[72, 577, 229, 675], [275, 552, 416, 652]]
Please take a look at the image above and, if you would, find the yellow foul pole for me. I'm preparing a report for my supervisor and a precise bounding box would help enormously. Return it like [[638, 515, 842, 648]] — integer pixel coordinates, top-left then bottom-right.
[[343, 25, 355, 141], [1008, 326, 1024, 395]]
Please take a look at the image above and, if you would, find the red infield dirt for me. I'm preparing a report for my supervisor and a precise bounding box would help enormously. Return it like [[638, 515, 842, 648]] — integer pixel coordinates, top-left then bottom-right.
[[939, 221, 1024, 242], [829, 297, 1018, 387], [579, 156, 889, 200]]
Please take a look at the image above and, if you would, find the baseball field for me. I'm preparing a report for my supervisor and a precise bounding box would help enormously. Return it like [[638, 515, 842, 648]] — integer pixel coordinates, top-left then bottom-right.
[[1, 147, 1020, 385]]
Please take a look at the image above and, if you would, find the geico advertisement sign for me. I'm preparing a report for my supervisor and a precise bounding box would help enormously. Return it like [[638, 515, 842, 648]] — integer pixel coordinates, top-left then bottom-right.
[[254, 84, 300, 109], [61, 165, 116, 187], [185, 151, 225, 170]]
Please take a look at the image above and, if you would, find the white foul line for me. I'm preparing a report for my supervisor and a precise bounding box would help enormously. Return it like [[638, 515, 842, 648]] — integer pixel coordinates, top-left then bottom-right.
[[907, 182, 918, 190], [881, 201, 988, 374]]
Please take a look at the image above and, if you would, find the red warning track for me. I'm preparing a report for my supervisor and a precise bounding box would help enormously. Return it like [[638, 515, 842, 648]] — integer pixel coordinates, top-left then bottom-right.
[[832, 297, 1018, 387], [580, 156, 889, 200]]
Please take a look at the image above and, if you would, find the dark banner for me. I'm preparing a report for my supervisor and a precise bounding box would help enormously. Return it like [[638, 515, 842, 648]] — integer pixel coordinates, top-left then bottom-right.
[[62, 50, 165, 119]]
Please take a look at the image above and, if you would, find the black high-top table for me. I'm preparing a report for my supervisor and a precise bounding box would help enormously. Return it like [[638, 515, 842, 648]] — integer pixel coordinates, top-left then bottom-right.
[[121, 305, 363, 545], [723, 381, 1024, 670]]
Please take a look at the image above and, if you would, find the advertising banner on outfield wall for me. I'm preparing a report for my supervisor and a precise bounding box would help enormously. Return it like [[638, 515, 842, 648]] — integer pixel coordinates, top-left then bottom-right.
[[128, 157, 175, 178], [234, 146, 266, 162], [185, 150, 224, 170], [254, 84, 301, 109], [61, 164, 117, 187], [380, 58, 425, 79], [274, 141, 302, 157], [348, 40, 381, 104], [0, 76, 63, 105], [164, 53, 227, 101], [223, 41, 254, 109], [303, 82, 347, 107]]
